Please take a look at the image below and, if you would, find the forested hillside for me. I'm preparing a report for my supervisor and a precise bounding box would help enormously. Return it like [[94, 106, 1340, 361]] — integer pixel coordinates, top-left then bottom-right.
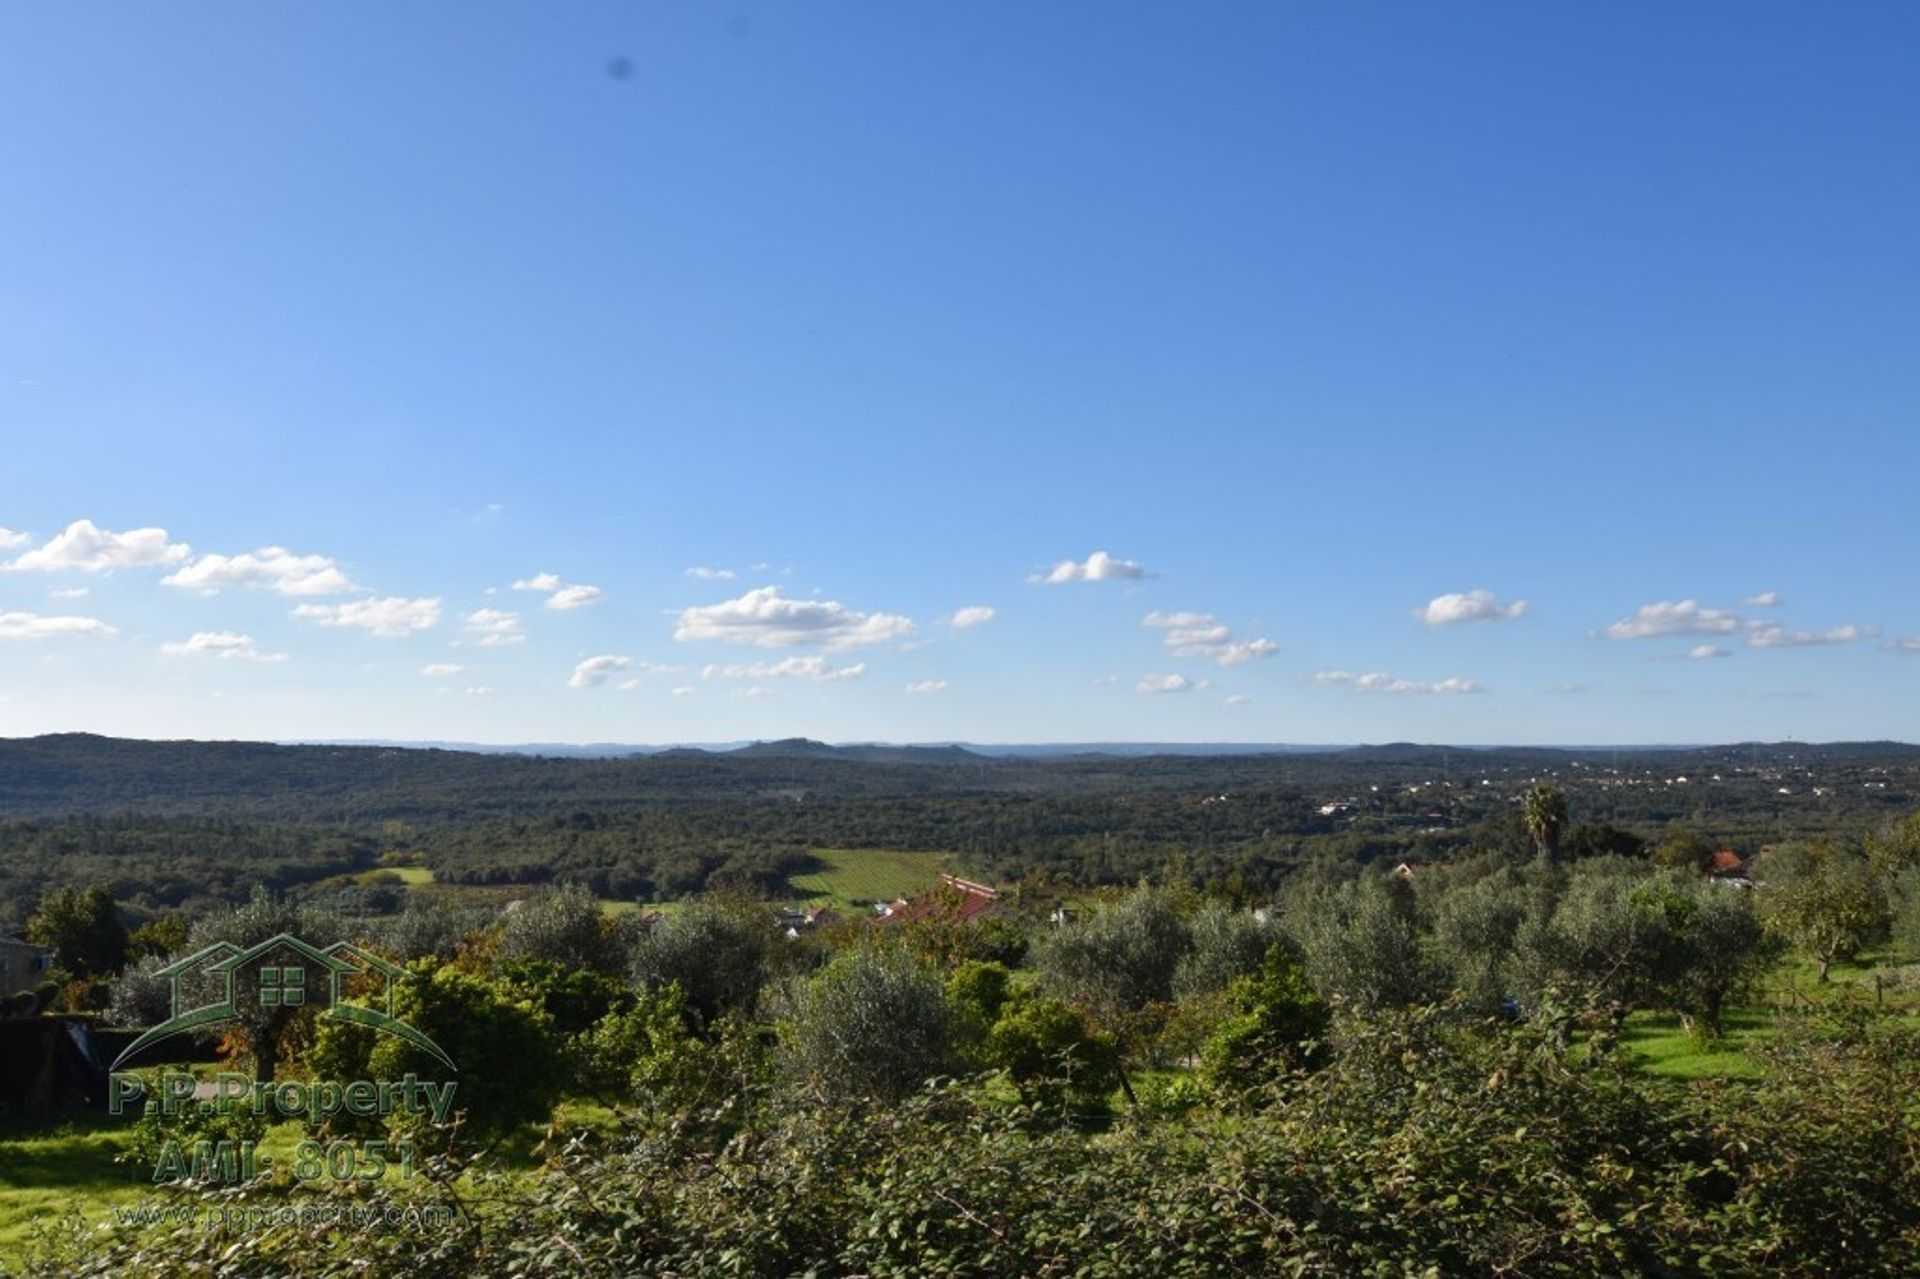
[[2, 734, 1917, 918]]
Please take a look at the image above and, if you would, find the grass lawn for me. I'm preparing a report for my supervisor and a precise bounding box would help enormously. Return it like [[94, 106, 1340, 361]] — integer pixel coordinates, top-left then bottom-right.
[[0, 1096, 602, 1271], [1621, 1007, 1771, 1080], [787, 848, 954, 909], [1760, 948, 1920, 1012], [0, 1111, 149, 1265]]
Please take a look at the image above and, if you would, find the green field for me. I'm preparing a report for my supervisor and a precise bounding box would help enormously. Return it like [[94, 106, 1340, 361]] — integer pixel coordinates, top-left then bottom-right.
[[787, 847, 954, 908], [321, 850, 957, 917], [1621, 1007, 1772, 1079], [0, 1113, 147, 1263]]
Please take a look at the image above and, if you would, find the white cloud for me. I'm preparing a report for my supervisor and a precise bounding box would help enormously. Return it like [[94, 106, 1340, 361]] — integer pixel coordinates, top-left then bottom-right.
[[1603, 600, 1743, 640], [465, 686, 494, 697], [1743, 591, 1783, 608], [701, 656, 867, 682], [5, 519, 188, 573], [0, 528, 27, 550], [49, 585, 89, 599], [0, 611, 116, 640], [163, 546, 357, 597], [463, 608, 525, 647], [1418, 589, 1528, 627], [1142, 611, 1279, 667], [1688, 645, 1731, 660], [293, 596, 440, 638], [1216, 640, 1281, 666], [735, 686, 772, 699], [686, 566, 737, 581], [1746, 622, 1876, 649], [420, 662, 465, 677], [615, 662, 687, 690], [1223, 693, 1250, 706], [1314, 670, 1481, 694], [568, 654, 631, 689], [161, 631, 286, 662], [950, 606, 997, 629], [1138, 673, 1201, 694], [671, 685, 696, 696], [1038, 550, 1148, 584], [512, 572, 603, 611], [1884, 636, 1920, 654], [674, 586, 914, 650], [546, 584, 603, 611], [905, 679, 949, 694]]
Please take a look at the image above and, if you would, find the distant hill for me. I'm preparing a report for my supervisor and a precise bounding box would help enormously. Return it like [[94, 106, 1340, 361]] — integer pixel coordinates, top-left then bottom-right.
[[3, 732, 1917, 917], [729, 739, 988, 765], [1, 732, 1916, 825]]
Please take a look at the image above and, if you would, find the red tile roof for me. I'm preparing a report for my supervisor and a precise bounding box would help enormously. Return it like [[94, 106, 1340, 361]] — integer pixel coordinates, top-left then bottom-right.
[[881, 874, 1002, 924]]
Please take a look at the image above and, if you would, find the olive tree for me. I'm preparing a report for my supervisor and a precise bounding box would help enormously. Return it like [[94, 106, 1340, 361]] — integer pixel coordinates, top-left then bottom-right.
[[498, 884, 634, 976], [1430, 868, 1532, 1007], [781, 942, 951, 1104], [1293, 874, 1438, 1010], [1173, 902, 1283, 999], [184, 888, 345, 1081], [373, 900, 490, 961], [1663, 879, 1770, 1036], [630, 901, 771, 1026], [1515, 864, 1681, 1027], [1756, 841, 1887, 982], [1032, 887, 1191, 1020]]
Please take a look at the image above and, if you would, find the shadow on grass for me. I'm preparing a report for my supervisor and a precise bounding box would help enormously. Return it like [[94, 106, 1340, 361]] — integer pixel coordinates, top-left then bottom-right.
[[0, 1107, 144, 1192], [1621, 1007, 1771, 1080]]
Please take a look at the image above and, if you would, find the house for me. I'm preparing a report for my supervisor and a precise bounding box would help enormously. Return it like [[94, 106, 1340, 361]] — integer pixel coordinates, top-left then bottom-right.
[[777, 905, 846, 940], [880, 875, 1004, 925], [1705, 850, 1752, 885], [1391, 860, 1450, 879], [0, 936, 56, 999]]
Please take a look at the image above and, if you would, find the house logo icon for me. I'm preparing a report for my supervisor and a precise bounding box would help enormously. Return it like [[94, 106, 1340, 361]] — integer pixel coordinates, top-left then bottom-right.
[[111, 933, 455, 1072]]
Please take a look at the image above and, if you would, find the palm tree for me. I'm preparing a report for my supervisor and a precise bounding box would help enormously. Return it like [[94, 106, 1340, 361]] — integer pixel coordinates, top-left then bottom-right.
[[1522, 784, 1568, 861]]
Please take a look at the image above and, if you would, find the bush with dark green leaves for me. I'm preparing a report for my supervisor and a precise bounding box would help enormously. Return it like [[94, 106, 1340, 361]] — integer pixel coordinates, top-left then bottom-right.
[[304, 961, 560, 1144], [41, 1009, 1920, 1277], [24, 883, 127, 976], [981, 991, 1121, 1116], [1201, 941, 1329, 1092]]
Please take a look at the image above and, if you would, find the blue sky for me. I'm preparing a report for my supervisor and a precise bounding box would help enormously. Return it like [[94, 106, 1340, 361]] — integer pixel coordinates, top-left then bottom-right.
[[2, 2, 1916, 745]]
